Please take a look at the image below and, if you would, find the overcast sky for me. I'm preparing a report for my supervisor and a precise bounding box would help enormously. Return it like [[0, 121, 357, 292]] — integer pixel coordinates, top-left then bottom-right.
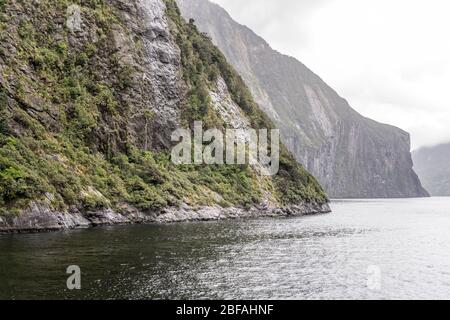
[[212, 0, 450, 150]]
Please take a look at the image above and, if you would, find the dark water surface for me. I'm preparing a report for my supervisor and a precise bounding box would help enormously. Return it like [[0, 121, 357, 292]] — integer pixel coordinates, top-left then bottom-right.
[[1, 198, 450, 300]]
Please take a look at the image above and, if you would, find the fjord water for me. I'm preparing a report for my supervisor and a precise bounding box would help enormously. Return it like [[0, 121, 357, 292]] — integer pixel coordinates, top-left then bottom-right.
[[1, 198, 449, 300]]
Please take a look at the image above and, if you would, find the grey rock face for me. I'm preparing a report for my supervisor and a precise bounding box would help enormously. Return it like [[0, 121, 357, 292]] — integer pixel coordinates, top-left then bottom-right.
[[177, 0, 429, 198], [0, 202, 90, 233], [413, 143, 450, 196], [0, 200, 330, 233], [109, 0, 185, 151]]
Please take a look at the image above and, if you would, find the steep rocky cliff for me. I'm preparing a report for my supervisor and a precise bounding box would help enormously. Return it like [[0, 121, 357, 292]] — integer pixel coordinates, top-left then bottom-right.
[[177, 0, 429, 199], [413, 143, 450, 196], [0, 0, 329, 232]]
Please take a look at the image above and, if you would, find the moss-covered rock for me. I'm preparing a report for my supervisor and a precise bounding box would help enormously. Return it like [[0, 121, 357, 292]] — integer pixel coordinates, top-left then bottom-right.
[[0, 0, 327, 222]]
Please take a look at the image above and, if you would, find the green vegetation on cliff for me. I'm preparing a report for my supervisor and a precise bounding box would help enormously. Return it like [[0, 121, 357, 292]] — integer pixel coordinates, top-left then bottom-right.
[[164, 0, 326, 204], [0, 0, 326, 217]]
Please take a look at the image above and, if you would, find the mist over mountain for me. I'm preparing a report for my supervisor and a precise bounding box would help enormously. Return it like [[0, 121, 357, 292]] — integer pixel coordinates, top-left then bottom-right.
[[177, 0, 429, 198], [413, 143, 450, 196]]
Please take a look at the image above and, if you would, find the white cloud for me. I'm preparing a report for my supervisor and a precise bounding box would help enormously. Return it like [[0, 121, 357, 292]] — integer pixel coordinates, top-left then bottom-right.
[[212, 0, 450, 149]]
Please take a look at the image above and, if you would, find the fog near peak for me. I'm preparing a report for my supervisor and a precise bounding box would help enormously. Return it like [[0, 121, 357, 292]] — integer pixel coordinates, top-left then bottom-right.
[[212, 0, 450, 149]]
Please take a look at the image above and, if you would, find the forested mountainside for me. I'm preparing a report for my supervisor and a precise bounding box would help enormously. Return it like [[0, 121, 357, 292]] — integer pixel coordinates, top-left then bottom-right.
[[413, 143, 450, 196], [177, 0, 429, 199], [0, 0, 329, 232]]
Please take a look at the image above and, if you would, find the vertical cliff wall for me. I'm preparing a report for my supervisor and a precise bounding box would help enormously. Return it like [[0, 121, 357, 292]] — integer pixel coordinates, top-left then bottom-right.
[[177, 0, 429, 198]]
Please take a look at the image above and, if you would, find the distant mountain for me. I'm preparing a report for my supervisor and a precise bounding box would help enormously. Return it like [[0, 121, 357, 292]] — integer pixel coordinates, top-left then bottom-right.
[[413, 143, 450, 196], [177, 0, 429, 198]]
